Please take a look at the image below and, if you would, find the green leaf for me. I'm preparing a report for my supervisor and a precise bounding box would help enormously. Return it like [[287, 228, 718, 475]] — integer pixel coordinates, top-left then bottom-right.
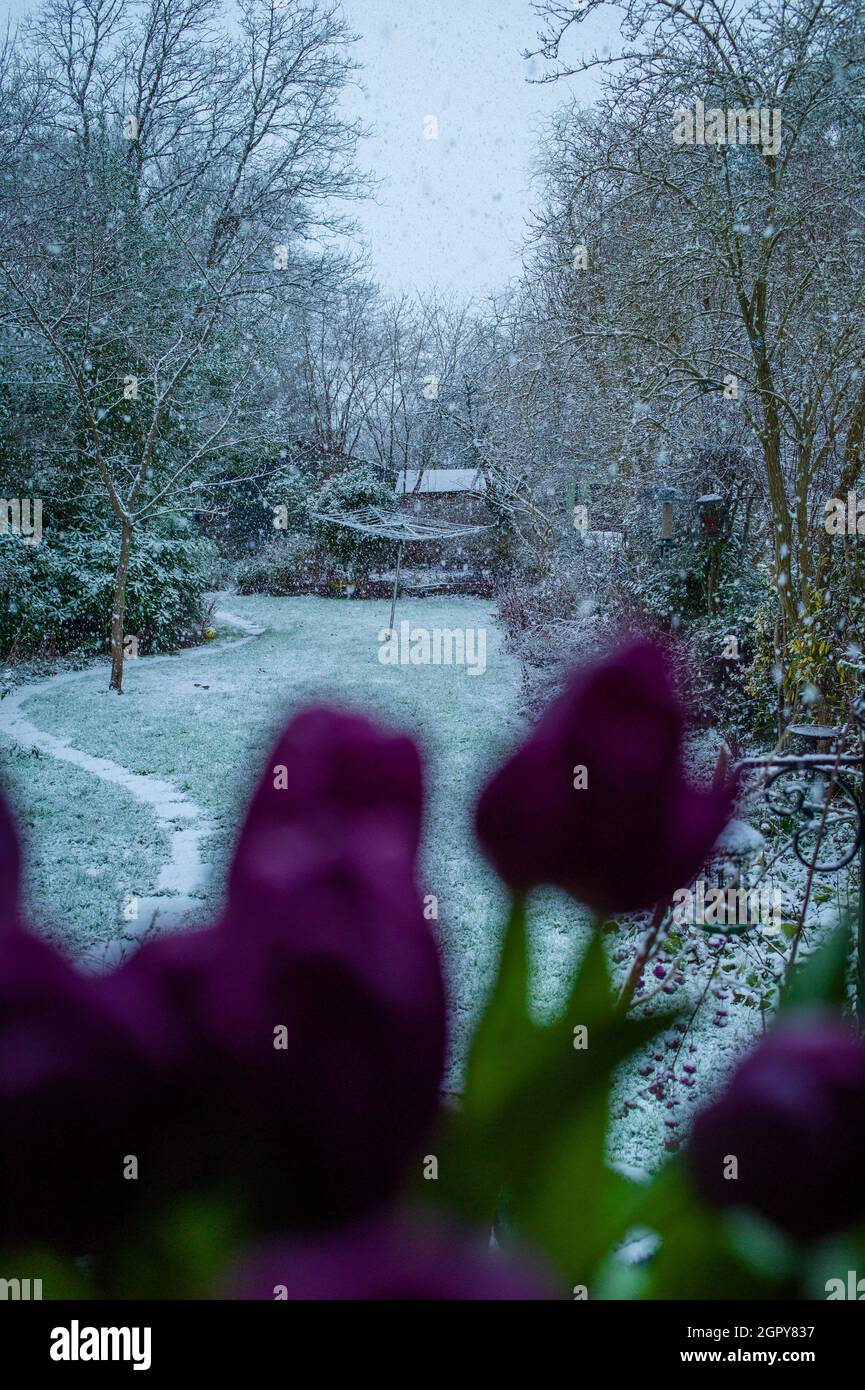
[[513, 1093, 642, 1285], [461, 896, 535, 1121], [804, 1227, 865, 1299], [0, 1246, 93, 1299], [622, 1160, 799, 1299], [107, 1193, 247, 1299], [782, 920, 852, 1013], [433, 897, 680, 1286]]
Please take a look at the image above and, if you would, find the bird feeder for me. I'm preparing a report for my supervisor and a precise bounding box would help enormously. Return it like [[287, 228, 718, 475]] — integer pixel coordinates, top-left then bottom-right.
[[696, 493, 724, 536], [704, 818, 768, 936], [566, 467, 591, 540], [671, 818, 769, 938], [656, 486, 683, 549]]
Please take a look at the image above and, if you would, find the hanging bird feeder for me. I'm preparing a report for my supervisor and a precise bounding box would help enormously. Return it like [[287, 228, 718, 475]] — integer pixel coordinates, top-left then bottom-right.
[[656, 486, 683, 550], [696, 493, 725, 536]]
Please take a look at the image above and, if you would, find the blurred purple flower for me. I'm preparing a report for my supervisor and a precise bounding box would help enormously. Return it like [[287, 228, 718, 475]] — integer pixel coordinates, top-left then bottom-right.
[[109, 850, 446, 1230], [211, 706, 446, 1226], [0, 929, 152, 1249], [226, 1208, 559, 1300], [475, 639, 735, 916], [0, 707, 447, 1249], [227, 706, 424, 914], [687, 1015, 865, 1240]]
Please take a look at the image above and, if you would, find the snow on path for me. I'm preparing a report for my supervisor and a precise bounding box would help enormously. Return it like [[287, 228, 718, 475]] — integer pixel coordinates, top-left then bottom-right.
[[0, 604, 265, 968]]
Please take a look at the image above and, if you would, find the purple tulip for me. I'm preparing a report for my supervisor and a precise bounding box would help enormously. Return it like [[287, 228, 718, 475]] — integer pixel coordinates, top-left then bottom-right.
[[0, 705, 447, 1251], [0, 930, 152, 1250], [103, 707, 446, 1230], [214, 706, 446, 1225], [687, 1015, 865, 1240], [227, 706, 424, 919], [195, 857, 444, 1228], [226, 1208, 559, 1300], [475, 639, 735, 916]]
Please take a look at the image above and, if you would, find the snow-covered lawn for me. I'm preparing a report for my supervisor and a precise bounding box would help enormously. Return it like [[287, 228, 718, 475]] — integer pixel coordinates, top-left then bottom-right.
[[0, 594, 584, 1091]]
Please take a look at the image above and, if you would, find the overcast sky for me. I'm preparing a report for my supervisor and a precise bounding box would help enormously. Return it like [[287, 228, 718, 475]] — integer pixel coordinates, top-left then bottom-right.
[[341, 0, 621, 298], [1, 0, 622, 298]]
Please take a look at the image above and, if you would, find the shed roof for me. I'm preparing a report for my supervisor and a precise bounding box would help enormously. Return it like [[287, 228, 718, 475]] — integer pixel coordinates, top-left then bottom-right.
[[398, 468, 487, 495]]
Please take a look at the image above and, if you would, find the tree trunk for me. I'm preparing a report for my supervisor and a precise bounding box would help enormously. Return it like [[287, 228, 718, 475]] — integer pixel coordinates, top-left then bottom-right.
[[109, 519, 134, 693]]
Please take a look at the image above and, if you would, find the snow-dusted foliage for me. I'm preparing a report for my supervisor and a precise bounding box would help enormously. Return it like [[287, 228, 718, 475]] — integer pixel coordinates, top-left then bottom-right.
[[0, 0, 368, 686], [519, 0, 865, 734]]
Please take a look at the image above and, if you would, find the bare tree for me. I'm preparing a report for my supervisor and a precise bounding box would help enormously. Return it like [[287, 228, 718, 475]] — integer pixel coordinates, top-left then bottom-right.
[[0, 0, 367, 690], [526, 0, 865, 656]]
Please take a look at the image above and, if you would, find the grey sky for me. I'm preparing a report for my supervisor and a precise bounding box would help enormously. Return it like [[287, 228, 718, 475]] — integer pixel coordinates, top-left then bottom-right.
[[341, 0, 621, 298]]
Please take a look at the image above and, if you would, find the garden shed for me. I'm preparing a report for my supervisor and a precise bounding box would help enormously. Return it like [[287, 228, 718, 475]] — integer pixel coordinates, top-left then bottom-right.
[[395, 468, 494, 575]]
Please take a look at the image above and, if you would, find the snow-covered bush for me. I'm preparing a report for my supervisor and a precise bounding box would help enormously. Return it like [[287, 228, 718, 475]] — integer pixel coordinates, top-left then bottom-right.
[[204, 465, 313, 558], [496, 542, 620, 713], [0, 530, 217, 660], [782, 562, 865, 729], [309, 464, 394, 592], [620, 521, 776, 741], [236, 534, 323, 596]]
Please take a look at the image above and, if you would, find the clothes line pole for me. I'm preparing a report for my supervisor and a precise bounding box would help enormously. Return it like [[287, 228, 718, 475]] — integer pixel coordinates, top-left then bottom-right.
[[389, 542, 404, 631]]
